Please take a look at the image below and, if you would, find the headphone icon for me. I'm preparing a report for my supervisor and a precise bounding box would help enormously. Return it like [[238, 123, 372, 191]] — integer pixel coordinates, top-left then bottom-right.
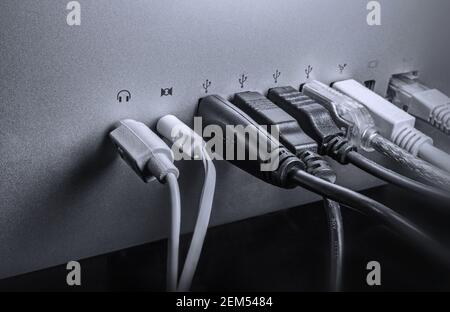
[[117, 90, 131, 103]]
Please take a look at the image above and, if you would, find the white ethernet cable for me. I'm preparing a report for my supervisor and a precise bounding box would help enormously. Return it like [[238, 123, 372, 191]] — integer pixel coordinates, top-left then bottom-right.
[[157, 115, 216, 292], [109, 119, 181, 292], [388, 73, 450, 135], [333, 79, 450, 174], [303, 80, 450, 191]]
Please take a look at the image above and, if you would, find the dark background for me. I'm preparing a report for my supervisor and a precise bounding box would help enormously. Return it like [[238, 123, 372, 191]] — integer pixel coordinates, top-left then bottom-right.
[[0, 185, 449, 292]]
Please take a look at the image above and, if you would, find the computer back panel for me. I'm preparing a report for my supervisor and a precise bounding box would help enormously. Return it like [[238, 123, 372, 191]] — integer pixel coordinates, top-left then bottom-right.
[[0, 0, 449, 279]]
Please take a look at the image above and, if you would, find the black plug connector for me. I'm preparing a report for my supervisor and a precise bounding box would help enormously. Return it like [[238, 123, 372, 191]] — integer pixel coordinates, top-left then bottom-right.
[[232, 91, 317, 155], [197, 95, 304, 188], [197, 96, 450, 269], [267, 87, 343, 145], [268, 86, 356, 164], [233, 91, 336, 183], [231, 91, 343, 291]]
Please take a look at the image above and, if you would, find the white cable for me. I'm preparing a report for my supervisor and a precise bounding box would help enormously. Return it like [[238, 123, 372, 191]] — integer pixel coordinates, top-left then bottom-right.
[[177, 148, 216, 292], [109, 119, 181, 292], [303, 80, 450, 188], [157, 115, 216, 292], [419, 144, 450, 174], [166, 172, 181, 292], [333, 79, 450, 173], [389, 75, 450, 134]]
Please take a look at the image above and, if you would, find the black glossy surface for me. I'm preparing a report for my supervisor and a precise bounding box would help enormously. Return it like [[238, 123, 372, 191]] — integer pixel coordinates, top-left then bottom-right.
[[0, 185, 449, 292]]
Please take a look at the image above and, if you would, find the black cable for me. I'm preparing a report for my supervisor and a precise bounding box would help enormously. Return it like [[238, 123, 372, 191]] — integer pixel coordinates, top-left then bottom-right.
[[233, 92, 345, 291], [371, 134, 450, 191], [267, 86, 450, 201], [324, 198, 344, 292], [289, 168, 450, 267], [347, 151, 450, 202], [298, 151, 344, 292], [198, 94, 450, 270]]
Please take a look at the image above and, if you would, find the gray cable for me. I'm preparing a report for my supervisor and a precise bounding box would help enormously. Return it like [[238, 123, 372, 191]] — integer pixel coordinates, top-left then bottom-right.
[[371, 134, 450, 190], [177, 149, 216, 292], [419, 143, 450, 174], [324, 199, 344, 292], [166, 173, 181, 292]]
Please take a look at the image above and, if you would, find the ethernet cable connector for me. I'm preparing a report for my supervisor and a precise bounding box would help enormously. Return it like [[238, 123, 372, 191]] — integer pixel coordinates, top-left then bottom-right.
[[303, 80, 377, 152], [388, 73, 450, 134], [333, 79, 450, 173]]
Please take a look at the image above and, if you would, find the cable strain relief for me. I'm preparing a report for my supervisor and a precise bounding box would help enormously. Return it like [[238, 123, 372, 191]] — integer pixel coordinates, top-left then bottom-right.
[[359, 128, 378, 153], [146, 155, 180, 183], [298, 150, 336, 183], [269, 148, 306, 189], [392, 127, 433, 156], [430, 105, 450, 134], [321, 136, 356, 165]]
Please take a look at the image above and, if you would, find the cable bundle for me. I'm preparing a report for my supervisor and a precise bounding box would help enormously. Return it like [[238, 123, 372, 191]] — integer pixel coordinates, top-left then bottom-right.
[[157, 115, 217, 292]]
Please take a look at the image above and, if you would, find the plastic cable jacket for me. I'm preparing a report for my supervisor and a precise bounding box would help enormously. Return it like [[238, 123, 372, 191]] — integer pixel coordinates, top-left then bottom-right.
[[419, 143, 450, 174], [324, 199, 344, 292], [347, 151, 450, 202], [289, 169, 450, 268], [429, 104, 450, 134], [299, 151, 343, 291], [166, 173, 181, 292], [177, 148, 216, 292], [371, 134, 450, 190]]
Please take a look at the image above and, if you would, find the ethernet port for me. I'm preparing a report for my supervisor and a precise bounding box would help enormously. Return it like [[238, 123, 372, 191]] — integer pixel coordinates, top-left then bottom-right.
[[364, 80, 376, 91]]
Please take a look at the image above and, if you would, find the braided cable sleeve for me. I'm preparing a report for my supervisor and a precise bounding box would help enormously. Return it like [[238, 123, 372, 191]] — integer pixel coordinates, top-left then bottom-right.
[[371, 134, 450, 190], [347, 152, 450, 203]]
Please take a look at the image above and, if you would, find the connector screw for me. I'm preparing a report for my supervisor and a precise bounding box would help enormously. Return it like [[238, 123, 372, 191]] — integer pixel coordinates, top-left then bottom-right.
[[202, 79, 212, 94], [273, 69, 281, 84], [305, 65, 313, 79], [239, 73, 248, 89]]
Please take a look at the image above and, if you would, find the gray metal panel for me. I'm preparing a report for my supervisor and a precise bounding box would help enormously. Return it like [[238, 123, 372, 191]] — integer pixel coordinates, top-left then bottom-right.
[[0, 0, 449, 279]]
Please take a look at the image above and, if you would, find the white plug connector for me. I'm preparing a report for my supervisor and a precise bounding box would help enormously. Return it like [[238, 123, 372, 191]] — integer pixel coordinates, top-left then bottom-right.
[[110, 119, 181, 292], [303, 80, 377, 152], [303, 80, 450, 187], [388, 74, 450, 134], [110, 119, 179, 182], [157, 114, 216, 292], [157, 115, 205, 160], [333, 79, 433, 155], [334, 79, 450, 172]]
